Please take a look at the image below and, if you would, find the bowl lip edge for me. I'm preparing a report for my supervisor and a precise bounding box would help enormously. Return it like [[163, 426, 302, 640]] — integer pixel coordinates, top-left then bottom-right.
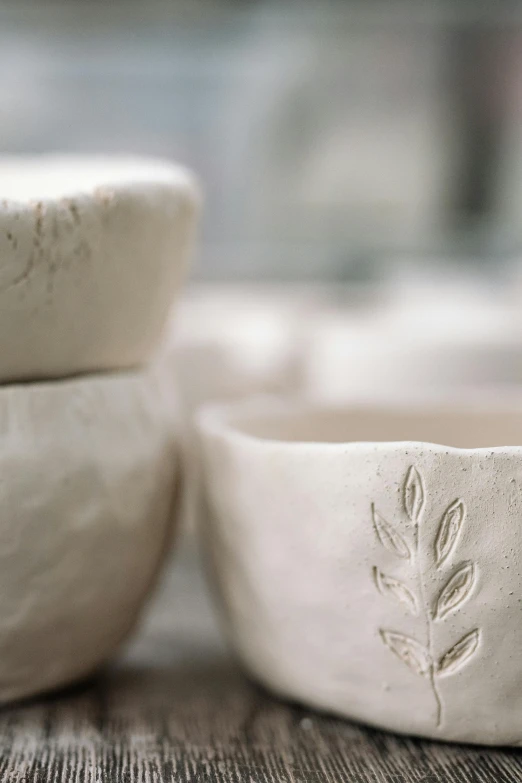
[[196, 393, 522, 456], [0, 154, 201, 210]]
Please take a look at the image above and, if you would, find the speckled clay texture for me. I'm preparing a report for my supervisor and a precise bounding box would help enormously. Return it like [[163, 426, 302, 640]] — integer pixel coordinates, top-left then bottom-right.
[[198, 398, 522, 746], [0, 156, 199, 382], [0, 368, 179, 703]]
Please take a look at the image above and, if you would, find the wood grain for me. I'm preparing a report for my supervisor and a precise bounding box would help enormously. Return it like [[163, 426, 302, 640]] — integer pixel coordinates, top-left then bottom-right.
[[0, 537, 520, 782]]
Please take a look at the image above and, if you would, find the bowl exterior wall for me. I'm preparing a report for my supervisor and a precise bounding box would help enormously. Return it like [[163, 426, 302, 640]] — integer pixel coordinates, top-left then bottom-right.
[[0, 371, 179, 702], [0, 170, 198, 382], [200, 428, 522, 746]]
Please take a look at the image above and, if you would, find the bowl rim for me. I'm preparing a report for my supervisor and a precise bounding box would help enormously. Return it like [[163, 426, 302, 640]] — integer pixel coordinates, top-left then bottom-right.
[[197, 392, 522, 455], [0, 154, 201, 208]]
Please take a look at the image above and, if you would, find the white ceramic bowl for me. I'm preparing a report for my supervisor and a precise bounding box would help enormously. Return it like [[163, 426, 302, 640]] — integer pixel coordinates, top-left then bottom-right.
[[303, 284, 522, 402], [158, 284, 314, 530], [161, 284, 314, 411], [0, 156, 199, 383], [198, 397, 522, 746], [0, 368, 178, 703]]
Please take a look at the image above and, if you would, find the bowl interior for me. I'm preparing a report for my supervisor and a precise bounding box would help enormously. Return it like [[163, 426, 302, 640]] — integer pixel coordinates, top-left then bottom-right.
[[232, 405, 522, 449]]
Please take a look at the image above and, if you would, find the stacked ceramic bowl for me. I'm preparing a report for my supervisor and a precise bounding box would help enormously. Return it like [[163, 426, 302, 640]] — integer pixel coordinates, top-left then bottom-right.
[[0, 156, 199, 702]]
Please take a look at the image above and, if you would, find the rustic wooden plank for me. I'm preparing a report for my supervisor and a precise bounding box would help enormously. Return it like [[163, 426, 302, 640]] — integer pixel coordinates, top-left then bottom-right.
[[0, 537, 520, 782]]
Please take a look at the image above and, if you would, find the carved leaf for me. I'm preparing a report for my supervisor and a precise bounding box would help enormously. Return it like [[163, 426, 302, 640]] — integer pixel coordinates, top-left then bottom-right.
[[403, 466, 425, 523], [434, 499, 466, 567], [372, 505, 411, 559], [379, 630, 431, 676], [438, 629, 480, 676], [434, 563, 476, 621], [373, 567, 418, 614]]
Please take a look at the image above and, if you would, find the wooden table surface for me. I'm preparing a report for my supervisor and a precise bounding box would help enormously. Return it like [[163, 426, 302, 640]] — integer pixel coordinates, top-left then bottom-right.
[[1, 536, 522, 783]]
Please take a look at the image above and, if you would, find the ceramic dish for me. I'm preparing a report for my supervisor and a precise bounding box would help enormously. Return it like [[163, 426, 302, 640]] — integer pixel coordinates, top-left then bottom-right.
[[0, 368, 178, 703], [158, 284, 312, 530], [198, 396, 522, 745], [0, 155, 199, 382], [303, 287, 522, 402], [160, 284, 313, 411]]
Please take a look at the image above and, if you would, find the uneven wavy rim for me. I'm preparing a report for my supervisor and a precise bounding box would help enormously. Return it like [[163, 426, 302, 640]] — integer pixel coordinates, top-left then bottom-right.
[[196, 392, 522, 455]]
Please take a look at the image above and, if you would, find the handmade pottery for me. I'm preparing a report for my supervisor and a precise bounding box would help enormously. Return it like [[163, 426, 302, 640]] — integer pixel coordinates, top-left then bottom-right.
[[161, 285, 313, 410], [158, 285, 313, 530], [198, 396, 522, 745], [0, 368, 179, 703], [0, 156, 199, 382], [303, 291, 522, 402]]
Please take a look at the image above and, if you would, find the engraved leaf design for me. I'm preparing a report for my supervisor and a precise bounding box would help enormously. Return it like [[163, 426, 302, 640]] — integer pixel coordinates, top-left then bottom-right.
[[372, 504, 411, 559], [437, 629, 480, 676], [404, 466, 425, 523], [379, 630, 431, 676], [433, 563, 476, 621], [434, 499, 466, 567], [373, 567, 418, 614]]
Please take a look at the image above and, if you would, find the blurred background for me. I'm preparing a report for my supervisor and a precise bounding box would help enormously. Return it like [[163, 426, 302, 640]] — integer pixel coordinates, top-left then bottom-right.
[[6, 0, 522, 409], [2, 0, 522, 284]]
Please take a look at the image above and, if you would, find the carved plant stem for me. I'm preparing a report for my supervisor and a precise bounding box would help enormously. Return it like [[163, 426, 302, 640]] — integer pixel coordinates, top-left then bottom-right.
[[375, 468, 478, 730], [414, 519, 442, 728]]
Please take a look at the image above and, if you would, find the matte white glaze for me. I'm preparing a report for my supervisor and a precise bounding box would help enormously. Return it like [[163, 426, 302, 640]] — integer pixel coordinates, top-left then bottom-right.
[[0, 368, 179, 702], [198, 396, 522, 745], [0, 156, 199, 382]]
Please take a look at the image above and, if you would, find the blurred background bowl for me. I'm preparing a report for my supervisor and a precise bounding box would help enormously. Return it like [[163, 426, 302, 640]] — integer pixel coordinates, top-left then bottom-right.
[[302, 273, 522, 403]]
